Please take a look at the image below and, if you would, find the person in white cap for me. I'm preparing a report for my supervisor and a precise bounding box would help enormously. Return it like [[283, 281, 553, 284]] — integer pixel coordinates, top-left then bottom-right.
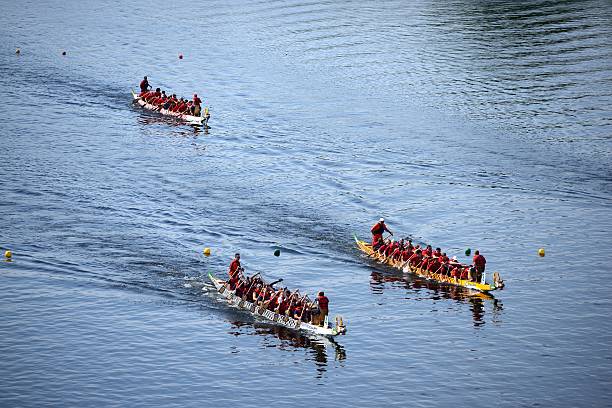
[[370, 217, 393, 249]]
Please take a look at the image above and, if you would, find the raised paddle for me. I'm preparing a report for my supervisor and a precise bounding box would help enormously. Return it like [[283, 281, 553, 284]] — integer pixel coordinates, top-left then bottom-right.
[[269, 278, 283, 287]]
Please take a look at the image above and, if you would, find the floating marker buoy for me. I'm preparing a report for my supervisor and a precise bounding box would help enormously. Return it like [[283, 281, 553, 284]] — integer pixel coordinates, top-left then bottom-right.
[[15, 48, 20, 55], [5, 250, 12, 259], [203, 247, 211, 257], [538, 248, 545, 257], [465, 248, 471, 256], [178, 53, 183, 60], [62, 51, 66, 56], [274, 249, 281, 257]]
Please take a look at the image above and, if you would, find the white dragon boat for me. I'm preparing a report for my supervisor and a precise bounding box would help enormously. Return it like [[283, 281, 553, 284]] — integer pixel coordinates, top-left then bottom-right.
[[131, 90, 210, 126], [208, 273, 347, 338]]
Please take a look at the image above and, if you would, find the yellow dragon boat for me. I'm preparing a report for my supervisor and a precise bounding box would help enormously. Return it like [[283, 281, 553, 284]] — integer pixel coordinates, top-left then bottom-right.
[[354, 235, 504, 293]]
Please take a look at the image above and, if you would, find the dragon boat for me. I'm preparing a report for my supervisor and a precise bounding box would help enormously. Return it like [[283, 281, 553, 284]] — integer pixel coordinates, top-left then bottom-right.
[[208, 272, 347, 337], [131, 90, 210, 126], [354, 235, 504, 293]]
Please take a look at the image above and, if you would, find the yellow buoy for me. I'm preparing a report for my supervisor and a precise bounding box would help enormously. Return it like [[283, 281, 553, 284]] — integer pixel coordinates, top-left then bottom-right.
[[203, 247, 211, 257], [538, 248, 545, 257], [5, 250, 12, 259]]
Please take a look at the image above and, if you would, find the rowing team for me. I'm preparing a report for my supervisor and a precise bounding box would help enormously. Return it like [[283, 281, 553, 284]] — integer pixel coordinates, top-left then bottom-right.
[[226, 253, 330, 326], [370, 218, 490, 284], [138, 76, 207, 117]]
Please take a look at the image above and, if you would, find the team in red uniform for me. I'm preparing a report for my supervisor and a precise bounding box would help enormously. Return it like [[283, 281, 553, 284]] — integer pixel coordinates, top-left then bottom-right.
[[369, 219, 489, 284], [136, 78, 209, 118], [223, 255, 332, 327]]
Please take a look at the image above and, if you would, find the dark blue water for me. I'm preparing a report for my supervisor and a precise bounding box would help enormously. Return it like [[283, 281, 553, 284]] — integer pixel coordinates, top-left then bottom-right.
[[1, 0, 611, 406]]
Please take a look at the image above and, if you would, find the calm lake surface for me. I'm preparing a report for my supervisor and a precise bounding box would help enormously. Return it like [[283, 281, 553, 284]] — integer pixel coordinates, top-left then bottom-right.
[[1, 0, 611, 406]]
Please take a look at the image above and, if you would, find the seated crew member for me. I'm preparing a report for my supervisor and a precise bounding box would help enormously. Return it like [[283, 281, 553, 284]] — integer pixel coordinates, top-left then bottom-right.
[[147, 88, 161, 102], [371, 218, 392, 249], [376, 240, 389, 257], [450, 265, 459, 280], [408, 249, 422, 268], [428, 256, 440, 274], [269, 288, 285, 311], [172, 97, 183, 112], [391, 244, 402, 261], [422, 245, 432, 258], [433, 247, 442, 258], [234, 279, 247, 298], [252, 283, 262, 302], [467, 266, 476, 282], [420, 256, 430, 273], [384, 240, 395, 258], [139, 76, 151, 95], [460, 266, 470, 280], [278, 291, 292, 315], [291, 302, 303, 320]]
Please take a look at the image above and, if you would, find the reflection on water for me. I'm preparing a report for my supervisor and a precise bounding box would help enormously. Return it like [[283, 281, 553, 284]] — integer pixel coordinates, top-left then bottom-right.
[[370, 271, 503, 327], [135, 111, 208, 136], [228, 321, 346, 378]]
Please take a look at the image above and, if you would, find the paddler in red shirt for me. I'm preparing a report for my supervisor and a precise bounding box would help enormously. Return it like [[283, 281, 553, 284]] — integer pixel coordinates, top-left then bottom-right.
[[408, 249, 422, 268], [371, 218, 393, 249]]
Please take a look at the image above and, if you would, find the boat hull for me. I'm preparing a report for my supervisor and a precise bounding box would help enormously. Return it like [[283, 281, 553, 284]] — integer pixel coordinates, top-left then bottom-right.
[[355, 236, 500, 293], [208, 273, 346, 337]]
